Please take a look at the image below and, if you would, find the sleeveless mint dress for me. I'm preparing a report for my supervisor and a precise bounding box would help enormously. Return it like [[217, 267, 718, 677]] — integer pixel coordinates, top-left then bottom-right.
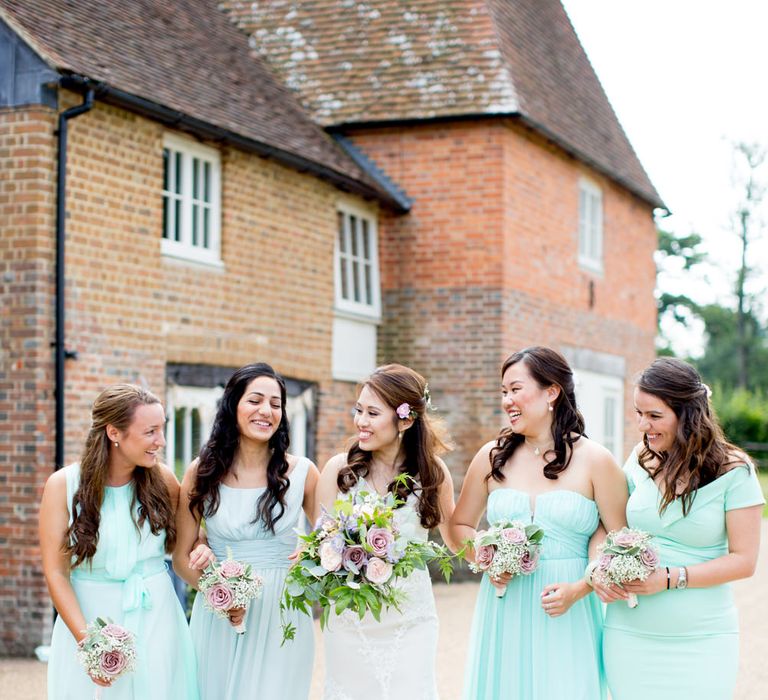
[[190, 457, 314, 700], [463, 488, 606, 699], [47, 464, 199, 700], [604, 450, 766, 700]]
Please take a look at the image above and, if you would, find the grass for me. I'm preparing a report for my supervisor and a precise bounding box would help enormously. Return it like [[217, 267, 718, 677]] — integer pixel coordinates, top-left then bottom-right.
[[758, 470, 768, 518]]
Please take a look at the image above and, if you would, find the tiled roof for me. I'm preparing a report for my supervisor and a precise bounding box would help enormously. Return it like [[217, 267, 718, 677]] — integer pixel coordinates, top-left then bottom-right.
[[221, 0, 663, 209], [0, 0, 402, 207]]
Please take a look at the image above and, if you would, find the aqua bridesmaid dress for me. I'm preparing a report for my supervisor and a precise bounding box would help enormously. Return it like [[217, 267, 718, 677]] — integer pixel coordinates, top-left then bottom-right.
[[47, 463, 199, 699], [190, 457, 314, 700], [604, 450, 766, 700], [463, 488, 606, 699]]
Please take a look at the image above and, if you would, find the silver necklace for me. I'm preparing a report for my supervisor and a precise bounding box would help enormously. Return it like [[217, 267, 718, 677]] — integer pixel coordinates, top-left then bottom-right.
[[524, 438, 554, 456]]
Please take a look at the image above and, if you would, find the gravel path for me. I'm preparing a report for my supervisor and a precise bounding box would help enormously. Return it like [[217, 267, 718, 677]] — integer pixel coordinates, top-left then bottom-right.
[[4, 521, 766, 699]]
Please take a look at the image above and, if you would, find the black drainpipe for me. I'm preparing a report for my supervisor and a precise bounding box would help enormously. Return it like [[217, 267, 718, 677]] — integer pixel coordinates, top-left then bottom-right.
[[54, 89, 94, 470]]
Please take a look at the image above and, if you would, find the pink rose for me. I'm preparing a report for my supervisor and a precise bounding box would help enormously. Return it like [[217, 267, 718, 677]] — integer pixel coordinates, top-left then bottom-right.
[[501, 527, 526, 544], [612, 531, 639, 548], [319, 540, 343, 572], [640, 547, 660, 570], [366, 527, 394, 558], [205, 583, 235, 611], [519, 549, 539, 574], [365, 557, 393, 585], [597, 553, 613, 571], [396, 403, 411, 419], [99, 649, 127, 677], [101, 624, 131, 642], [219, 560, 245, 578], [474, 544, 496, 571]]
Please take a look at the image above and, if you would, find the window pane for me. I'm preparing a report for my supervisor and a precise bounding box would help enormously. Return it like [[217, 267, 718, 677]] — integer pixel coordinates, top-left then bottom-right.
[[362, 219, 370, 259], [203, 162, 211, 202], [337, 212, 346, 252], [174, 199, 181, 242], [350, 216, 358, 256], [162, 196, 169, 240], [174, 152, 182, 193], [352, 260, 361, 301], [192, 203, 199, 246], [203, 208, 210, 249], [191, 408, 202, 456], [174, 408, 185, 475], [163, 148, 169, 191], [364, 262, 372, 304], [339, 253, 349, 300], [192, 158, 199, 200]]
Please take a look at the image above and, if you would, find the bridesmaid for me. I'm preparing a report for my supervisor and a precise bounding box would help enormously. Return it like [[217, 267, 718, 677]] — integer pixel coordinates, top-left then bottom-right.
[[317, 363, 458, 700], [174, 363, 319, 700], [450, 346, 627, 699], [40, 385, 198, 699], [599, 357, 764, 700]]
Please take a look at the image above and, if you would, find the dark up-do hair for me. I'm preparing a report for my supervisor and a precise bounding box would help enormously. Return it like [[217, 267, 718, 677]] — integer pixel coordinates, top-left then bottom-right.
[[488, 346, 586, 482], [67, 384, 175, 567], [636, 357, 741, 515], [337, 364, 450, 529], [188, 363, 291, 532]]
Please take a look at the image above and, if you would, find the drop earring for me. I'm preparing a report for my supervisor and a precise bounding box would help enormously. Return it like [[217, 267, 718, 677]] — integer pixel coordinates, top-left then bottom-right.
[[547, 403, 553, 412], [114, 441, 119, 447]]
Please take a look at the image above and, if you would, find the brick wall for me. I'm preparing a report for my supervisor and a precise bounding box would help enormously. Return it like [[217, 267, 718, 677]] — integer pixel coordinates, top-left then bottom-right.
[[0, 92, 369, 654], [349, 119, 657, 490], [0, 105, 58, 654]]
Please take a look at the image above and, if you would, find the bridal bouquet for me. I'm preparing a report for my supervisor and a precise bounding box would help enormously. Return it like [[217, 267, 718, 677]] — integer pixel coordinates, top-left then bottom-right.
[[280, 477, 455, 643], [469, 520, 544, 598], [198, 548, 264, 633], [594, 527, 659, 608], [76, 617, 136, 698]]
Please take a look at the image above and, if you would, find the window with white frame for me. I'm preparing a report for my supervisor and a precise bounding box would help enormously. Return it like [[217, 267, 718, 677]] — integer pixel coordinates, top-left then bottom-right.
[[162, 133, 222, 266], [578, 179, 603, 272], [574, 368, 624, 461], [332, 204, 381, 381], [335, 207, 381, 317]]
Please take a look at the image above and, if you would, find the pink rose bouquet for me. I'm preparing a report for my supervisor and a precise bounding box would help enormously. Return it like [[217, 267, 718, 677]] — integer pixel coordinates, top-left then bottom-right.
[[197, 547, 263, 633], [469, 519, 544, 598], [594, 527, 659, 608], [75, 617, 136, 699], [280, 475, 456, 644]]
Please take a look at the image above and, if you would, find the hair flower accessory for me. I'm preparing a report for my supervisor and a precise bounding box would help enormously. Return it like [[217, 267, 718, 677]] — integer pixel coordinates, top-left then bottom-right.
[[396, 403, 412, 420], [701, 383, 713, 398]]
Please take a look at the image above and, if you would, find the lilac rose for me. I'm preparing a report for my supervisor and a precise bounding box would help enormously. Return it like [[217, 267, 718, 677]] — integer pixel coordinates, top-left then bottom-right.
[[342, 545, 368, 574], [640, 546, 660, 570], [501, 527, 526, 544], [519, 549, 539, 574], [365, 557, 393, 585], [597, 553, 613, 572], [205, 583, 235, 611], [366, 527, 395, 558], [99, 649, 127, 677], [474, 544, 496, 571], [219, 560, 245, 578], [612, 531, 640, 548], [101, 623, 131, 642]]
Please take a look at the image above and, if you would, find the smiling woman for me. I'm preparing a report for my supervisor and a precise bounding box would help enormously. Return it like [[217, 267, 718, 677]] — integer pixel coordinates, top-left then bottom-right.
[[39, 384, 198, 700]]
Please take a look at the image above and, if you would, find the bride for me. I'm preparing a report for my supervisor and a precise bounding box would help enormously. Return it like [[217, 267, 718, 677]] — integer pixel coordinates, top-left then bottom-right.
[[316, 364, 458, 700]]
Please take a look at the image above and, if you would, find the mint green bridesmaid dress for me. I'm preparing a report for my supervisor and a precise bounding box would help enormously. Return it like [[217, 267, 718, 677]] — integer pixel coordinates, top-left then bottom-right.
[[189, 457, 313, 700], [604, 450, 765, 700], [463, 488, 606, 699], [47, 463, 199, 700]]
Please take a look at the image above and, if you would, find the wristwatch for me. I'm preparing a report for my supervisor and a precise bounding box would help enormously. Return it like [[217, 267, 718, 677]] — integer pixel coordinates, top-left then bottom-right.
[[676, 566, 688, 590]]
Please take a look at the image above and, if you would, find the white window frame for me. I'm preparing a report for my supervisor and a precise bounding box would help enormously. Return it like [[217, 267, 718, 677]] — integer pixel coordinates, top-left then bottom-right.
[[161, 133, 223, 267], [573, 369, 624, 461], [334, 203, 381, 320], [578, 178, 603, 273], [165, 385, 224, 476]]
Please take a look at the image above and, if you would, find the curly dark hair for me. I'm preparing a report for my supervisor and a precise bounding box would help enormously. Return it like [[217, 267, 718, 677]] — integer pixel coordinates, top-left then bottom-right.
[[188, 363, 291, 532], [488, 346, 586, 482], [67, 385, 175, 567], [636, 357, 741, 515], [337, 364, 450, 529]]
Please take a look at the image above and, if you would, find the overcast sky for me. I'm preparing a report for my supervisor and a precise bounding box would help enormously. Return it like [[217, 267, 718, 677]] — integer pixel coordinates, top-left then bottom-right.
[[561, 0, 768, 354]]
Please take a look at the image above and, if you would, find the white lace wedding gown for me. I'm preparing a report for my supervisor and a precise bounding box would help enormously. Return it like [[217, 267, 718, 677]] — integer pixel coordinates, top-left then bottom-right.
[[323, 483, 440, 700]]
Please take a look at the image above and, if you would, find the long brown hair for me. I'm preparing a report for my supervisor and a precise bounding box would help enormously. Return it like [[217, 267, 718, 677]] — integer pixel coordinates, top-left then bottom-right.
[[338, 364, 450, 529], [489, 347, 586, 482], [188, 363, 291, 533], [67, 385, 176, 567], [636, 357, 741, 515]]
